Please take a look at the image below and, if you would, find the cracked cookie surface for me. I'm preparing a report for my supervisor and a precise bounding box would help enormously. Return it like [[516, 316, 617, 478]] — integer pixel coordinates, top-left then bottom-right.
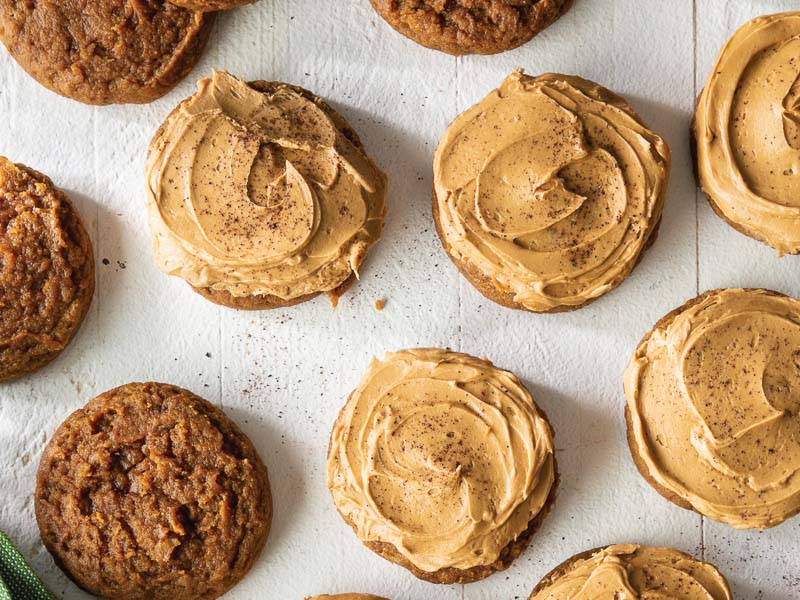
[[0, 0, 214, 104], [168, 0, 254, 12], [0, 157, 94, 382], [369, 0, 573, 55], [35, 382, 272, 600]]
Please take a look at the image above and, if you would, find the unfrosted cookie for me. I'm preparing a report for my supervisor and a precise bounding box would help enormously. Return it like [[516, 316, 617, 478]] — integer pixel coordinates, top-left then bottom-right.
[[0, 157, 94, 382], [35, 382, 272, 600], [327, 349, 557, 584], [369, 0, 573, 55], [169, 0, 254, 11], [0, 0, 214, 104], [146, 71, 387, 310]]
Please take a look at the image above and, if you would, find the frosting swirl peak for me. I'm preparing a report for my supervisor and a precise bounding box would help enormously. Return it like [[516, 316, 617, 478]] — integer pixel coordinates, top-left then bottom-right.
[[433, 71, 670, 312], [529, 544, 731, 599], [625, 288, 800, 528], [327, 348, 555, 573], [695, 12, 800, 254], [146, 71, 386, 301]]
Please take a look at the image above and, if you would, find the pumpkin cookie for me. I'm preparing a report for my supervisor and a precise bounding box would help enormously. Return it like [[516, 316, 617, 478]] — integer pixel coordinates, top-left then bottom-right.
[[433, 71, 671, 313], [369, 0, 574, 55], [146, 71, 387, 310], [625, 288, 800, 529], [327, 349, 558, 584], [35, 382, 272, 600], [529, 544, 731, 599], [0, 0, 214, 105], [0, 158, 94, 382], [693, 12, 800, 254], [168, 0, 253, 11]]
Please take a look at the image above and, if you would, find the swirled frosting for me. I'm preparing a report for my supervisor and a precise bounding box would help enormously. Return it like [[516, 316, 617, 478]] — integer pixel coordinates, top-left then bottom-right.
[[327, 348, 555, 572], [625, 288, 800, 528], [530, 544, 731, 599], [695, 12, 800, 254], [145, 71, 386, 301], [433, 71, 670, 312]]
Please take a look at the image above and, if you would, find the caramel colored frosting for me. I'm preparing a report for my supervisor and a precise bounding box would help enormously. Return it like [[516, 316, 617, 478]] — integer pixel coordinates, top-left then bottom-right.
[[433, 71, 670, 312], [625, 288, 800, 529], [695, 12, 800, 254], [530, 544, 731, 599], [327, 348, 555, 572], [145, 71, 386, 301]]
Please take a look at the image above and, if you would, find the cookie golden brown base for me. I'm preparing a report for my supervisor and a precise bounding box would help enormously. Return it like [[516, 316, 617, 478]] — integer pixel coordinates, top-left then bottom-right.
[[193, 273, 356, 310], [432, 187, 662, 314], [0, 158, 95, 382], [369, 0, 574, 56], [0, 0, 214, 105], [624, 287, 792, 516], [332, 396, 559, 584], [152, 79, 375, 310]]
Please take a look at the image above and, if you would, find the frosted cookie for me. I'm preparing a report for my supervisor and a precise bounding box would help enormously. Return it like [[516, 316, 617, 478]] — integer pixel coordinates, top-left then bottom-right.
[[146, 71, 387, 309], [0, 157, 94, 382], [694, 12, 800, 254], [625, 288, 800, 529], [369, 0, 573, 55], [0, 0, 213, 105], [35, 382, 272, 599], [327, 348, 557, 583], [434, 71, 671, 312], [529, 544, 731, 599]]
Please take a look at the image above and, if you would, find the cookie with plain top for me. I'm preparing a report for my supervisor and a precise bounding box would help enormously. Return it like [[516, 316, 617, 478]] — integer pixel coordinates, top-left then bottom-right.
[[0, 0, 214, 104], [0, 157, 94, 382], [146, 71, 387, 310]]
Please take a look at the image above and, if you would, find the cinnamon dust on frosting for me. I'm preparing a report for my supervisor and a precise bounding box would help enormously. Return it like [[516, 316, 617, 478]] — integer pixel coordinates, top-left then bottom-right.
[[146, 71, 386, 301], [625, 288, 800, 529], [327, 348, 555, 572]]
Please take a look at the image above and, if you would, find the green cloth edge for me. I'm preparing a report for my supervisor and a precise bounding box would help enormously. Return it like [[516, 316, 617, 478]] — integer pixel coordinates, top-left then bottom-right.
[[0, 532, 52, 600]]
